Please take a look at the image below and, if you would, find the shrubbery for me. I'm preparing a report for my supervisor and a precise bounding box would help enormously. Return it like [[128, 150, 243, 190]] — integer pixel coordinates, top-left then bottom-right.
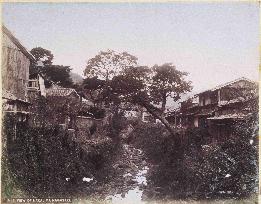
[[88, 106, 106, 119], [129, 122, 179, 163], [129, 118, 258, 200], [2, 114, 118, 198], [191, 115, 258, 199]]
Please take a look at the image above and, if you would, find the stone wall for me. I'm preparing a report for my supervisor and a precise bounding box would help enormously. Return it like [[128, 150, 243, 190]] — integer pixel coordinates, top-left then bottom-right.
[[76, 116, 94, 129], [75, 116, 94, 141]]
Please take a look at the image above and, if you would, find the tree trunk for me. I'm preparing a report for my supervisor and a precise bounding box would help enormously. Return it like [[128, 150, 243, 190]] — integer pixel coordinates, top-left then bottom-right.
[[142, 103, 183, 153], [141, 102, 176, 136], [162, 95, 167, 112]]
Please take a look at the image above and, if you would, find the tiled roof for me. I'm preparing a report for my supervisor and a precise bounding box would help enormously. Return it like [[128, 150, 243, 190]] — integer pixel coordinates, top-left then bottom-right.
[[195, 106, 216, 116], [218, 97, 245, 106], [2, 90, 17, 100], [211, 77, 256, 91], [2, 89, 31, 104], [207, 113, 252, 120], [82, 97, 94, 106], [195, 77, 257, 96], [46, 87, 80, 98]]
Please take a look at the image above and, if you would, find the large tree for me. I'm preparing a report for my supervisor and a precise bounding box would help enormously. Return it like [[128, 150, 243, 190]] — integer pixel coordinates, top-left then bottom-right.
[[80, 77, 106, 107], [150, 63, 192, 112], [109, 73, 176, 136], [84, 50, 138, 81], [42, 65, 74, 88], [83, 50, 192, 136], [31, 47, 54, 65], [83, 50, 139, 108], [30, 47, 74, 88]]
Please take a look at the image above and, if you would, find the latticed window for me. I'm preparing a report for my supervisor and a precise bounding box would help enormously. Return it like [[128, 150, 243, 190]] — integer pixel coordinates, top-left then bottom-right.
[[28, 80, 38, 88]]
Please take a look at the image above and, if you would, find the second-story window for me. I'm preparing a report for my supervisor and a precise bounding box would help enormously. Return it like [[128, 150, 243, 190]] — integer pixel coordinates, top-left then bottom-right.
[[28, 80, 38, 88]]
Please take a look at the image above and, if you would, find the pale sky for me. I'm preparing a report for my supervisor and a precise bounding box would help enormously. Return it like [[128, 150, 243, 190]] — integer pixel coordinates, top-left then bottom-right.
[[2, 2, 259, 92]]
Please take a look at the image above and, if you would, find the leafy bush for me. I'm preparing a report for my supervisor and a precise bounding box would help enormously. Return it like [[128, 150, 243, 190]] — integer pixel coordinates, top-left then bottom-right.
[[88, 106, 106, 119], [129, 123, 197, 199], [130, 118, 258, 200], [191, 115, 258, 199], [186, 127, 211, 148], [2, 114, 118, 198]]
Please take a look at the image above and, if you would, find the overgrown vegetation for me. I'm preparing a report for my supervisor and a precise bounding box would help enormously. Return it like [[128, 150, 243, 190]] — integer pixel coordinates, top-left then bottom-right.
[[87, 106, 106, 119], [129, 114, 258, 201], [3, 46, 258, 203], [2, 114, 120, 198], [82, 50, 192, 136], [30, 47, 74, 88]]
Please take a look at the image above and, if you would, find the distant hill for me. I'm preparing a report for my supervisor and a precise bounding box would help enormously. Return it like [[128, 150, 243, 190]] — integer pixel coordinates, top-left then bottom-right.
[[70, 72, 84, 84]]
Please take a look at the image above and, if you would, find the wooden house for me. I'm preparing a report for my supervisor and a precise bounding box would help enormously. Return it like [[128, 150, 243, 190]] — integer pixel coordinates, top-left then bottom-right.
[[2, 25, 35, 121], [45, 86, 80, 126], [166, 77, 258, 142], [45, 85, 93, 127], [27, 73, 46, 100]]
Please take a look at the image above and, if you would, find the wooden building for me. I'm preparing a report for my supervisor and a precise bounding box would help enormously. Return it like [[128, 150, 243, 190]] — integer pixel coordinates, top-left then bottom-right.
[[45, 86, 81, 127], [27, 73, 46, 100], [166, 77, 258, 142], [2, 25, 35, 121]]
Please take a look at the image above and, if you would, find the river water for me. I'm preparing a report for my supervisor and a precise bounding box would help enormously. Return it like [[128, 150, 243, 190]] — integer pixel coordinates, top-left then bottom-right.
[[106, 166, 149, 204], [105, 144, 149, 204]]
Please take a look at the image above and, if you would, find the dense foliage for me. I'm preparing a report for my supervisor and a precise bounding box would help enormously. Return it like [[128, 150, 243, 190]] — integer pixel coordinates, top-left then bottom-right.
[[42, 65, 74, 88], [31, 47, 54, 66], [86, 106, 106, 119], [129, 116, 258, 200], [150, 63, 191, 111], [82, 50, 192, 136], [2, 114, 119, 198], [30, 47, 74, 88], [84, 50, 138, 81]]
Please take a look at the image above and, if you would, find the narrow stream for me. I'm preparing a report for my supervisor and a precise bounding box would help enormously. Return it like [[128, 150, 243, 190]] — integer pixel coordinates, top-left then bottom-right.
[[106, 166, 149, 204], [105, 144, 149, 204]]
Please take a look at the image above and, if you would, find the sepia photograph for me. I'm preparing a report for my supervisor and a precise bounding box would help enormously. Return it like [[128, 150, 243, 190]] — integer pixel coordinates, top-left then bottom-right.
[[1, 2, 259, 204]]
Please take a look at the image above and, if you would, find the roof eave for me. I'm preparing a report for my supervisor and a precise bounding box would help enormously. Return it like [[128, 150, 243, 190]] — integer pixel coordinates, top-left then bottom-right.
[[2, 25, 36, 62]]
